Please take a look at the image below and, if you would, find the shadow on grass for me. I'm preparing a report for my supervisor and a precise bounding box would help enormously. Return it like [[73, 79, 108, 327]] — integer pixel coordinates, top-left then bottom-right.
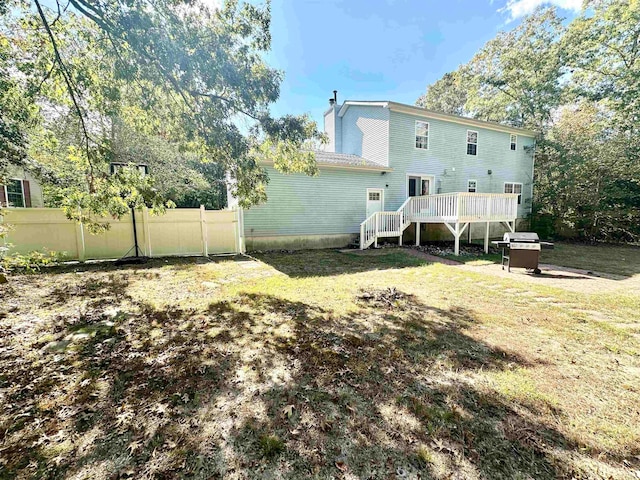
[[1, 279, 632, 478], [255, 249, 429, 278]]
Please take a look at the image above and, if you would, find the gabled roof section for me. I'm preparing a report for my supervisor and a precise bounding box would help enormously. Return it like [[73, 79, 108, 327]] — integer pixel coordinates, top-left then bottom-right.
[[337, 100, 537, 137], [313, 151, 392, 171]]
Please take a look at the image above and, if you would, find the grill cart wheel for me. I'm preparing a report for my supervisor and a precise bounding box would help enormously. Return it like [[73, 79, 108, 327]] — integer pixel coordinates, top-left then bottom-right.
[[534, 268, 541, 275]]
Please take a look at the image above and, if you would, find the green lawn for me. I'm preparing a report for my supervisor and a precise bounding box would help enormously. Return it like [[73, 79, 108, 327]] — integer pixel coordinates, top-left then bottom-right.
[[439, 242, 640, 277], [540, 242, 640, 276], [1, 249, 639, 479]]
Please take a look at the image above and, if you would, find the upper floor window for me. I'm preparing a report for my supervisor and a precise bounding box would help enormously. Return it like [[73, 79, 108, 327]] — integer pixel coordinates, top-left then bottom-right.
[[467, 179, 477, 193], [415, 121, 429, 149], [504, 182, 523, 205], [466, 130, 478, 156], [2, 179, 25, 208], [510, 134, 517, 151]]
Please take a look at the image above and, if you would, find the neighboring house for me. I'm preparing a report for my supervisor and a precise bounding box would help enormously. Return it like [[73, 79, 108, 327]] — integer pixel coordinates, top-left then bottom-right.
[[233, 96, 537, 253], [0, 167, 44, 208]]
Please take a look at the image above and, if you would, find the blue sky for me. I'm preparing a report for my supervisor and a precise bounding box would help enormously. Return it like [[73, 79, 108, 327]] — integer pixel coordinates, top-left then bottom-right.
[[263, 0, 582, 127]]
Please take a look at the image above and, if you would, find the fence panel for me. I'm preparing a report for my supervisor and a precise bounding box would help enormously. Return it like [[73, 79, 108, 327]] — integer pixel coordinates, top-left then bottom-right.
[[83, 212, 139, 260], [0, 208, 79, 258], [205, 209, 239, 254], [146, 209, 203, 257], [1, 206, 242, 260]]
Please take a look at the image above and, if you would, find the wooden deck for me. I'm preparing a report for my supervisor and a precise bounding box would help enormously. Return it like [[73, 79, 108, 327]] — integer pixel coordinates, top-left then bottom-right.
[[360, 192, 519, 254]]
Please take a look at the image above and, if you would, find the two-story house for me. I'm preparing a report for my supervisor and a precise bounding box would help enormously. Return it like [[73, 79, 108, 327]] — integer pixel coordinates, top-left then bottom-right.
[[238, 95, 536, 254]]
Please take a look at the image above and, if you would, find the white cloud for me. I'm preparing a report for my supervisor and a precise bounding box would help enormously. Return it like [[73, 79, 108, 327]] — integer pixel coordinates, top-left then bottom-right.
[[499, 0, 583, 20]]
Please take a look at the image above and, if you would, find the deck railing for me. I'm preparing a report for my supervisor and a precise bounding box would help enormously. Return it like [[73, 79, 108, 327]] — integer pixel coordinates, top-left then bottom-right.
[[359, 192, 518, 249], [408, 192, 518, 223]]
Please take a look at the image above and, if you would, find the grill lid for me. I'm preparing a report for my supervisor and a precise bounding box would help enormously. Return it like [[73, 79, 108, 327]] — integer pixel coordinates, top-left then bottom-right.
[[503, 232, 540, 243]]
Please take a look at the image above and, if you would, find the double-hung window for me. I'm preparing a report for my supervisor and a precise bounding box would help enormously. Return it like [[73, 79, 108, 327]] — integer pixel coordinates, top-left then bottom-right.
[[466, 130, 478, 156], [415, 121, 429, 149], [510, 134, 517, 151], [467, 179, 477, 193], [3, 179, 25, 208], [504, 182, 523, 205]]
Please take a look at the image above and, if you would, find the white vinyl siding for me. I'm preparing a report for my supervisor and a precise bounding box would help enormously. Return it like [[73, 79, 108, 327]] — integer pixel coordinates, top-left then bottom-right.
[[341, 105, 390, 166], [415, 121, 429, 149], [504, 182, 523, 204], [466, 130, 478, 156]]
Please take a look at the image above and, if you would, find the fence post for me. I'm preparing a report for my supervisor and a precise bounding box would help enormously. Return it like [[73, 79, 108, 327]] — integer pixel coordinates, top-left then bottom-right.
[[200, 205, 208, 257], [143, 207, 152, 257], [75, 208, 86, 262]]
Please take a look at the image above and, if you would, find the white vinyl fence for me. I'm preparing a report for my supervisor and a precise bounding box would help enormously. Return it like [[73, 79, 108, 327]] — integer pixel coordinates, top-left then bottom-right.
[[1, 206, 244, 261]]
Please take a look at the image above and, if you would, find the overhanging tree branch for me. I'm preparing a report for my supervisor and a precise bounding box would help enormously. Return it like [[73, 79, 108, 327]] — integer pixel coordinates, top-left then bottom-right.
[[34, 0, 96, 191]]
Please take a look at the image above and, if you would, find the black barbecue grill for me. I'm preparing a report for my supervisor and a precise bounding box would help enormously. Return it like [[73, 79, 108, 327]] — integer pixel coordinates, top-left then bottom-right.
[[492, 232, 554, 274]]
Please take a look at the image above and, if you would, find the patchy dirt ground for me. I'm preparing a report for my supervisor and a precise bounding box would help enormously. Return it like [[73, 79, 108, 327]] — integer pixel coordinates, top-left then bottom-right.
[[1, 250, 639, 479]]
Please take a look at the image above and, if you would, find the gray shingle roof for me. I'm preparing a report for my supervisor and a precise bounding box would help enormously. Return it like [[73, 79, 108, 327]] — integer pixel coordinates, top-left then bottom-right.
[[313, 151, 389, 170]]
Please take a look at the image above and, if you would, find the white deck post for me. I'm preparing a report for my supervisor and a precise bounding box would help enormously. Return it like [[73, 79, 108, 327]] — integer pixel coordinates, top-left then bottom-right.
[[454, 222, 460, 256], [484, 221, 490, 254], [415, 222, 421, 246], [374, 213, 379, 248], [360, 223, 365, 250]]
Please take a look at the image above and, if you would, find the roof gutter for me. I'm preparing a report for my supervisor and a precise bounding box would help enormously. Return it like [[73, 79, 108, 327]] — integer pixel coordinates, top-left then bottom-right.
[[259, 160, 393, 173]]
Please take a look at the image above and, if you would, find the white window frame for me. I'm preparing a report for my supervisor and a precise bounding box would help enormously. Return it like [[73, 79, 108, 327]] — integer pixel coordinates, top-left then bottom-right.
[[467, 179, 477, 193], [2, 178, 26, 208], [510, 134, 517, 151], [406, 173, 435, 197], [366, 188, 384, 207], [504, 182, 523, 205], [466, 130, 478, 156], [415, 120, 429, 150]]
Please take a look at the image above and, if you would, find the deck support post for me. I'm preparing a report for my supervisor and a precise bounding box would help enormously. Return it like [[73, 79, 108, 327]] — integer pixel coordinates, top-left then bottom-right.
[[484, 221, 490, 254], [444, 222, 469, 256], [415, 222, 421, 246], [454, 222, 460, 256]]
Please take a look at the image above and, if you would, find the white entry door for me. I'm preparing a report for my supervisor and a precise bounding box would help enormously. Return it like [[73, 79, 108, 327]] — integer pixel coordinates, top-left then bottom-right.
[[366, 188, 384, 218]]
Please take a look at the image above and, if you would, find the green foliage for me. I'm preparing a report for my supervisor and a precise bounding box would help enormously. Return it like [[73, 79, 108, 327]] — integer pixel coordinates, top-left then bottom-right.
[[416, 71, 468, 116], [1, 249, 64, 274], [0, 0, 324, 232], [418, 3, 640, 241], [258, 434, 285, 459]]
